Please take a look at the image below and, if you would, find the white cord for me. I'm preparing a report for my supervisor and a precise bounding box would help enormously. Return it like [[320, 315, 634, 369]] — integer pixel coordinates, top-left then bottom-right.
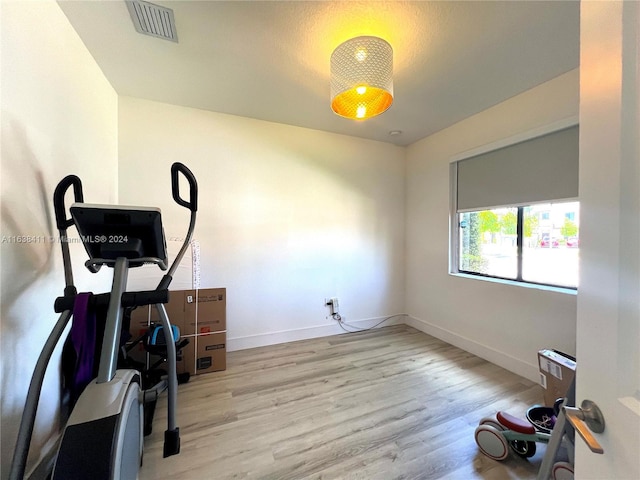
[[333, 313, 408, 333]]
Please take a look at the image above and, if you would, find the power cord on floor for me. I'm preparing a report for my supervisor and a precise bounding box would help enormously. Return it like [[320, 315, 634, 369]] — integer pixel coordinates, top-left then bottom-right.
[[332, 313, 408, 333]]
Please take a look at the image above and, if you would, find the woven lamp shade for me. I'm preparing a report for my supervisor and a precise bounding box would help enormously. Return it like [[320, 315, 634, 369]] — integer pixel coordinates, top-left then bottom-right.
[[330, 36, 393, 120]]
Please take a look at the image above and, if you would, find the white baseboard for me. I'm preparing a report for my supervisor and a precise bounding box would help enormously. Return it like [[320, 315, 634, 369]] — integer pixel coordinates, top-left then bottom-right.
[[226, 315, 406, 352], [404, 315, 540, 383]]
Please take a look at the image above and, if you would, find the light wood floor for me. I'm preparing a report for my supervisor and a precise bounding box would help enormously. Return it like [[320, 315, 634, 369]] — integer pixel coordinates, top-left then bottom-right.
[[140, 325, 548, 479]]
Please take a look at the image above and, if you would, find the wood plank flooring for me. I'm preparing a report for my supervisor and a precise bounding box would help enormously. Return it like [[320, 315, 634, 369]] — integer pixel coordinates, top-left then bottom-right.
[[139, 325, 548, 479]]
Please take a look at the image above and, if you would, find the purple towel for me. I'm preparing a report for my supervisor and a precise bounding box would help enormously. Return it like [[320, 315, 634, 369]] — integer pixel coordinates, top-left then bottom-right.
[[69, 293, 96, 402]]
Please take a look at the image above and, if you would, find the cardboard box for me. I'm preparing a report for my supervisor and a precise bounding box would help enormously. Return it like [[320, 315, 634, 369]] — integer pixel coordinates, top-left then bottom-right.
[[146, 289, 197, 336], [175, 333, 226, 375], [123, 287, 226, 375], [195, 332, 226, 374], [146, 287, 226, 336], [538, 349, 576, 406], [131, 297, 184, 335], [196, 288, 226, 334], [184, 290, 197, 335]]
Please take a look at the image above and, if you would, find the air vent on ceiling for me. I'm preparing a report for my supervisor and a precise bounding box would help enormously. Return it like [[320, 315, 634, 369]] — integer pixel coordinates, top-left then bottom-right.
[[126, 0, 178, 42]]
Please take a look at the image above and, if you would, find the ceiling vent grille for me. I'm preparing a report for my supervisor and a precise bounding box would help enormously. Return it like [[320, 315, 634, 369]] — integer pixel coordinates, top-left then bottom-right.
[[126, 0, 178, 42]]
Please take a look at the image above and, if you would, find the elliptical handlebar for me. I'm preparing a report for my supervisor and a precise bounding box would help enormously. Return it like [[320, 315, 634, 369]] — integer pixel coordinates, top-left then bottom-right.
[[53, 175, 84, 291], [171, 162, 198, 212], [157, 163, 198, 291], [156, 162, 199, 457], [53, 175, 84, 230]]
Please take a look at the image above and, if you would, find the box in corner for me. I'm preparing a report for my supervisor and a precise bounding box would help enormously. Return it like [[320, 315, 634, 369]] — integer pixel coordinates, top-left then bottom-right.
[[196, 288, 226, 334], [195, 332, 226, 374], [148, 290, 197, 335], [176, 333, 226, 375], [538, 349, 576, 407]]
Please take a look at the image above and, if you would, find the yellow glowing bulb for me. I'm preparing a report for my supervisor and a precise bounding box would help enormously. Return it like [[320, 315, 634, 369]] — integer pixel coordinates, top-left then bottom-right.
[[330, 36, 393, 120]]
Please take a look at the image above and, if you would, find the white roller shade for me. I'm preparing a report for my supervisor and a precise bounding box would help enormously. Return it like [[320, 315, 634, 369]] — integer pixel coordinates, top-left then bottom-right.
[[456, 126, 579, 211]]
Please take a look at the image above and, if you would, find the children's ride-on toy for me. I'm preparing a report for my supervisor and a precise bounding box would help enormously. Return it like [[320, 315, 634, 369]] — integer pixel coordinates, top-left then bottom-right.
[[474, 402, 575, 480]]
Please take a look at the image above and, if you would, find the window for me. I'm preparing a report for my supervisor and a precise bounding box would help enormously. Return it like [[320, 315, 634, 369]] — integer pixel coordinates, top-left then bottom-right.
[[459, 207, 517, 279], [452, 125, 579, 289], [458, 202, 579, 288]]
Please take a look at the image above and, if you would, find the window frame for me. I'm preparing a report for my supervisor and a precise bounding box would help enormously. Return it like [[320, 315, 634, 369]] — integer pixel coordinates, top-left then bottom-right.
[[454, 204, 578, 290], [449, 118, 579, 292]]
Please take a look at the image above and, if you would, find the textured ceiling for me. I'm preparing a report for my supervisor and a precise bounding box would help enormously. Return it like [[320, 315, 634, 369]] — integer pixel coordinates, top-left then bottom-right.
[[59, 1, 579, 146]]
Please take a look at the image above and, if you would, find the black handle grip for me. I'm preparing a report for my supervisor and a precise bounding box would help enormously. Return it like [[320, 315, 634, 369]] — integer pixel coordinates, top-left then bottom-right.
[[53, 175, 84, 230], [54, 289, 169, 313], [171, 163, 198, 212]]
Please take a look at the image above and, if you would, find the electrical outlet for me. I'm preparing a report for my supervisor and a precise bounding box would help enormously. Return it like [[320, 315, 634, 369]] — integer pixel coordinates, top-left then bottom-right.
[[324, 297, 339, 315], [325, 297, 339, 316], [329, 297, 339, 315]]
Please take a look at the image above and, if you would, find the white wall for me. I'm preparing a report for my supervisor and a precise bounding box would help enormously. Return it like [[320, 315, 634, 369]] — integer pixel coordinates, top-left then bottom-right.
[[118, 97, 406, 350], [0, 1, 118, 476], [405, 70, 579, 381]]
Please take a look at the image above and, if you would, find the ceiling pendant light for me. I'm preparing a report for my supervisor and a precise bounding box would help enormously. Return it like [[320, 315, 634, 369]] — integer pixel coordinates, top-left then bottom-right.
[[330, 36, 393, 120]]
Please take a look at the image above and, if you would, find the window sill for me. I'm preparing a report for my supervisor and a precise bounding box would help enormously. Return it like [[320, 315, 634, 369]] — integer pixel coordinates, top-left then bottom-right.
[[450, 272, 578, 295]]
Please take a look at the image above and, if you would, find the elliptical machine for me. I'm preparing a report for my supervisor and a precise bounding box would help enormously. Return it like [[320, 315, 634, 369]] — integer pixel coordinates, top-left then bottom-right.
[[9, 162, 198, 480]]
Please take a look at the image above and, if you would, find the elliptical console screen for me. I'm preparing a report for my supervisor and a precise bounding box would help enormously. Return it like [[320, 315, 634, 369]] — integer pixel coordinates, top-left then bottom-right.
[[70, 203, 167, 266]]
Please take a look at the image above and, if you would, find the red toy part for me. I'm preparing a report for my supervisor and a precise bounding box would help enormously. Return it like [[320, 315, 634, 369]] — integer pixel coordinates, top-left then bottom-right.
[[497, 411, 536, 435]]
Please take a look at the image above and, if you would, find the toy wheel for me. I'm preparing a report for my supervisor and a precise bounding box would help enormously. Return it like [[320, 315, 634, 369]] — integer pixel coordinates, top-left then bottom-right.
[[479, 416, 505, 431], [552, 461, 574, 480], [509, 439, 537, 458], [475, 425, 509, 461]]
